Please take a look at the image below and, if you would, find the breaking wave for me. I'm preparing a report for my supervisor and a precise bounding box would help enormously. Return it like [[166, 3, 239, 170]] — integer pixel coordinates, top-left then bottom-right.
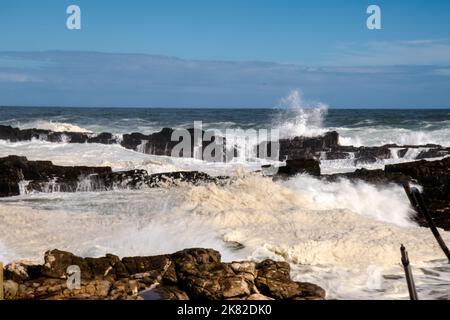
[[2, 174, 449, 299], [17, 120, 93, 133], [274, 90, 328, 138]]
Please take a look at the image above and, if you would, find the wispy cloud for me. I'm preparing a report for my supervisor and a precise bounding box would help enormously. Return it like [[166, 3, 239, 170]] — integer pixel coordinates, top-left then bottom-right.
[[0, 72, 38, 83], [0, 51, 449, 108], [433, 68, 450, 76], [328, 39, 450, 66]]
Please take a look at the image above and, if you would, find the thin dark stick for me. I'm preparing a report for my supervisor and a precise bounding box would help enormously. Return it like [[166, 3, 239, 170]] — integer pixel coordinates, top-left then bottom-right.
[[408, 186, 450, 262], [400, 245, 419, 300], [0, 262, 3, 300]]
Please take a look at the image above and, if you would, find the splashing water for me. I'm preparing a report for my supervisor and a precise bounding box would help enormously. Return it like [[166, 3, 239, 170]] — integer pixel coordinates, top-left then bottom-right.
[[274, 90, 328, 138]]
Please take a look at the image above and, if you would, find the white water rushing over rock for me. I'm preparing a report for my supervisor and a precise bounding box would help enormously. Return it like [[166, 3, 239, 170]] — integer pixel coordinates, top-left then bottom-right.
[[1, 105, 450, 300], [1, 174, 450, 300]]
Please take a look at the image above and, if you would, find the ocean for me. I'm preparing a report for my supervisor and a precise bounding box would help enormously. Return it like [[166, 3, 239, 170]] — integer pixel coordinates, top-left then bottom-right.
[[1, 103, 450, 300]]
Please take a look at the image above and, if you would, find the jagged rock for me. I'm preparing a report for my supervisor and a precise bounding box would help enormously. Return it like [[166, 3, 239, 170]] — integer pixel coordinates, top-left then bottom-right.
[[41, 250, 92, 279], [2, 124, 449, 164], [109, 279, 140, 299], [255, 260, 325, 300], [140, 286, 189, 300], [4, 248, 326, 301], [277, 159, 321, 176], [353, 147, 392, 164], [276, 131, 339, 160], [245, 293, 274, 300], [0, 125, 229, 159], [122, 254, 177, 284], [0, 155, 111, 197], [3, 280, 19, 300], [0, 124, 116, 144], [416, 148, 450, 159], [16, 278, 113, 300], [4, 262, 42, 282], [170, 249, 258, 300], [0, 156, 229, 197], [41, 249, 127, 280], [294, 282, 326, 300]]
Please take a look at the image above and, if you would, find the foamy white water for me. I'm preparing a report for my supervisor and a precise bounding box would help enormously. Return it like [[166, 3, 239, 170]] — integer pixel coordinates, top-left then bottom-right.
[[337, 126, 450, 147], [17, 120, 93, 133], [1, 103, 450, 300], [1, 174, 449, 299]]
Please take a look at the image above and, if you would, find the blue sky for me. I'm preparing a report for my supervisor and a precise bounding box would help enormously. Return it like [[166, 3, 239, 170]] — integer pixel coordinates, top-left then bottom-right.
[[0, 0, 450, 107]]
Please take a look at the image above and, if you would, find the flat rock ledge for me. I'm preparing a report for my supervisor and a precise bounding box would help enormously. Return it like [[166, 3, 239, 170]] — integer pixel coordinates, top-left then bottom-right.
[[0, 155, 229, 197], [2, 248, 325, 301]]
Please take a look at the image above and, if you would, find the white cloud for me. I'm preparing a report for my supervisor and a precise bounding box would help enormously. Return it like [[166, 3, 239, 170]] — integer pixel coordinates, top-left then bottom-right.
[[328, 39, 450, 66], [0, 72, 37, 83], [433, 68, 450, 76]]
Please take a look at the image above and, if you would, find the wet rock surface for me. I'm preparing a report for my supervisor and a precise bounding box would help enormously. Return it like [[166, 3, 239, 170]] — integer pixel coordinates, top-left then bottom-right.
[[0, 155, 228, 197], [0, 125, 229, 160], [2, 248, 326, 301], [276, 159, 321, 176], [2, 124, 450, 164]]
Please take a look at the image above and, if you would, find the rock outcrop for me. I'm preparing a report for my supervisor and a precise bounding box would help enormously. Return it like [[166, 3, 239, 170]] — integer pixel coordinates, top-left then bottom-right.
[[0, 156, 228, 197], [275, 159, 321, 176], [0, 125, 229, 160], [2, 124, 449, 163], [2, 249, 326, 301], [276, 131, 339, 160]]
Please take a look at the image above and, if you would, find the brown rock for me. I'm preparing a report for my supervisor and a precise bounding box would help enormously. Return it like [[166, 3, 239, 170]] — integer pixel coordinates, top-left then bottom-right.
[[140, 286, 189, 300]]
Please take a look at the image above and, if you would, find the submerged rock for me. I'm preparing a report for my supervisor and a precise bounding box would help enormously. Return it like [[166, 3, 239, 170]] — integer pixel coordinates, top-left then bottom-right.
[[2, 248, 326, 301]]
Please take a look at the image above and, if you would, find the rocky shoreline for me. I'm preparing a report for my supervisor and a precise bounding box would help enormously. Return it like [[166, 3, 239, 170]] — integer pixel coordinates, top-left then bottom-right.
[[2, 124, 450, 162], [1, 138, 449, 230], [2, 248, 325, 300]]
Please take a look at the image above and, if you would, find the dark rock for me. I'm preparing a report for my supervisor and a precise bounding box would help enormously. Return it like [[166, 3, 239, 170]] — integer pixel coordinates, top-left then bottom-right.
[[0, 155, 111, 197], [255, 260, 323, 300], [0, 156, 229, 197], [276, 131, 339, 160], [41, 249, 128, 281], [171, 248, 254, 300], [4, 262, 42, 282], [122, 127, 228, 160], [0, 125, 229, 160], [416, 148, 450, 160], [140, 286, 189, 300], [322, 151, 352, 160], [0, 124, 117, 144], [277, 159, 321, 176], [5, 248, 326, 301], [353, 147, 392, 164], [122, 255, 177, 284]]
